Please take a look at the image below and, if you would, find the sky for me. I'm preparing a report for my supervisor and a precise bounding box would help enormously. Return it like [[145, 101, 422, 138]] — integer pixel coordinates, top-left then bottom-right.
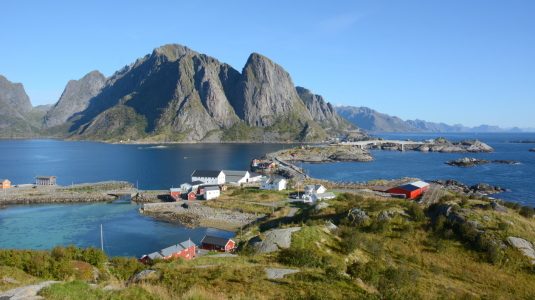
[[1, 0, 534, 128]]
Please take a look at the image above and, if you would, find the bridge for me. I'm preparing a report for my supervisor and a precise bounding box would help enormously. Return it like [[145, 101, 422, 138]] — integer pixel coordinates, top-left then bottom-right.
[[338, 139, 424, 151]]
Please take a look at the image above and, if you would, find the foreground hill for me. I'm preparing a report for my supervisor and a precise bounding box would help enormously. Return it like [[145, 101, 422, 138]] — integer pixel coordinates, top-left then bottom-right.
[[36, 44, 357, 142], [2, 185, 535, 299]]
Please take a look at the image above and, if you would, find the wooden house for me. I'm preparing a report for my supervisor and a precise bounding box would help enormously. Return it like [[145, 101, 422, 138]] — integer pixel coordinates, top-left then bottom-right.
[[191, 170, 225, 185], [0, 179, 11, 189], [169, 188, 182, 201], [187, 191, 198, 200], [203, 186, 220, 200], [200, 236, 236, 252], [140, 240, 196, 264], [260, 177, 287, 191]]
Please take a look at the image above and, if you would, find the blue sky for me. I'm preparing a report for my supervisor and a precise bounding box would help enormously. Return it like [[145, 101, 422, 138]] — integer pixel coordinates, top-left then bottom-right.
[[1, 0, 533, 128]]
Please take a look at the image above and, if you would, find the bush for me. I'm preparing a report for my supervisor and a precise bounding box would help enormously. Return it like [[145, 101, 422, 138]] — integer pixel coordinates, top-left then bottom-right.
[[370, 219, 392, 235], [278, 248, 324, 268], [503, 201, 521, 210], [110, 257, 146, 280], [460, 197, 469, 208], [519, 206, 535, 218], [407, 203, 425, 222], [498, 221, 510, 231]]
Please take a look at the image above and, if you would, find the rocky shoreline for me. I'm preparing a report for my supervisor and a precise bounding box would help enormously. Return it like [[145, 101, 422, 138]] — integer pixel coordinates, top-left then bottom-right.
[[445, 157, 520, 167], [140, 202, 265, 232], [431, 179, 507, 194], [0, 193, 118, 204]]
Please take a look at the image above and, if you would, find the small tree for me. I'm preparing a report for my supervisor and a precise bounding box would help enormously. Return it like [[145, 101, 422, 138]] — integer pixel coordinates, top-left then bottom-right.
[[408, 203, 425, 222]]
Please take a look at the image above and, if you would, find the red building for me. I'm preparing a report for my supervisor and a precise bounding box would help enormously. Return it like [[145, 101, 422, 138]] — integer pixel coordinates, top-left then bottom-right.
[[140, 240, 197, 264], [187, 191, 197, 200], [170, 188, 182, 201], [201, 236, 236, 252], [387, 181, 430, 199]]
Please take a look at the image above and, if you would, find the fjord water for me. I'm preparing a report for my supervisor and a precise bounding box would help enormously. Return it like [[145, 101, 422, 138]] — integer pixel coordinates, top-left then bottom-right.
[[0, 140, 286, 256], [298, 132, 535, 206], [1, 133, 534, 256]]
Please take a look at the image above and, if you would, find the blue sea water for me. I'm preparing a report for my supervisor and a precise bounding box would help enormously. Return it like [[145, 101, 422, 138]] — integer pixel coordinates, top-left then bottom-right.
[[0, 134, 533, 256], [296, 132, 535, 206]]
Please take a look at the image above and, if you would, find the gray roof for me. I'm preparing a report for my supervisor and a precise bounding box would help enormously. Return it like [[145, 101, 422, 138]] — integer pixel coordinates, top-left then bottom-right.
[[203, 186, 220, 191], [170, 188, 181, 192], [222, 170, 248, 176], [35, 175, 57, 179], [201, 235, 233, 247], [225, 175, 245, 183], [182, 181, 204, 187], [146, 240, 196, 260], [192, 170, 223, 178], [249, 172, 262, 178]]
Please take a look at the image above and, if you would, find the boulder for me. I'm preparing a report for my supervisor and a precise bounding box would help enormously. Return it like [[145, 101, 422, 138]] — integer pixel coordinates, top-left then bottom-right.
[[348, 207, 370, 223], [445, 157, 489, 167], [466, 220, 484, 228], [447, 213, 467, 223], [457, 209, 475, 214], [0, 281, 61, 300], [483, 215, 492, 221], [250, 227, 302, 254], [315, 202, 330, 211], [507, 237, 535, 263], [127, 269, 159, 285], [265, 268, 300, 279], [438, 204, 452, 217], [324, 221, 338, 231], [490, 201, 508, 213]]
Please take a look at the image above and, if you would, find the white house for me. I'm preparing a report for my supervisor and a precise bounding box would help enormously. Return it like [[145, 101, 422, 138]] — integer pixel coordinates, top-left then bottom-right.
[[203, 186, 220, 200], [302, 192, 336, 204], [222, 170, 250, 185], [304, 184, 327, 195], [191, 170, 225, 185], [180, 180, 205, 192], [260, 177, 287, 191]]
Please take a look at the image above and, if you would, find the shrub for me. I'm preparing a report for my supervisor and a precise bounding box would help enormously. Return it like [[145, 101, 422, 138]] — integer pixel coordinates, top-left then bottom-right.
[[278, 248, 324, 268], [460, 197, 469, 208], [498, 221, 510, 231], [110, 257, 146, 280], [519, 206, 535, 218], [407, 203, 425, 222], [503, 201, 521, 210], [370, 219, 392, 235]]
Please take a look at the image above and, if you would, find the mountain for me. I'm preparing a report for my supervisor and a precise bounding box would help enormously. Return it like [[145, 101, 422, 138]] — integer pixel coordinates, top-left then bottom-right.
[[41, 44, 357, 142], [44, 70, 106, 128], [34, 104, 54, 112], [404, 119, 467, 132], [0, 75, 44, 135], [335, 106, 422, 132], [336, 105, 524, 133], [296, 88, 357, 135]]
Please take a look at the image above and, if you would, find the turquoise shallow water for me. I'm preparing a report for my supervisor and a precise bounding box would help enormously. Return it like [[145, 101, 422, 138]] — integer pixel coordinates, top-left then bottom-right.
[[0, 201, 234, 257]]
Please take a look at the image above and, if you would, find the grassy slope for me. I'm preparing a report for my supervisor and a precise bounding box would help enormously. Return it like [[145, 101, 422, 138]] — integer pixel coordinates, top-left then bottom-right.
[[1, 190, 535, 299]]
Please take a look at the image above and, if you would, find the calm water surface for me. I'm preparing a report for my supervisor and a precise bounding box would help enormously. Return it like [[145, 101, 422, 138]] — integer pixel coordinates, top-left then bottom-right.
[[0, 140, 288, 256], [297, 132, 535, 205]]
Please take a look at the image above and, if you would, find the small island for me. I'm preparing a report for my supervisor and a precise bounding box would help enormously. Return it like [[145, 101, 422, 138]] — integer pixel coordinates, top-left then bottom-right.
[[445, 157, 520, 167], [530, 148, 535, 152], [340, 137, 494, 153]]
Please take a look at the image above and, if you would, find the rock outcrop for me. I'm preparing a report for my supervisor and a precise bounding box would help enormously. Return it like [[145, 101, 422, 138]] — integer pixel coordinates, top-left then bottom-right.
[[44, 70, 106, 127], [507, 237, 535, 263], [445, 157, 520, 167], [250, 227, 302, 254], [431, 179, 506, 194]]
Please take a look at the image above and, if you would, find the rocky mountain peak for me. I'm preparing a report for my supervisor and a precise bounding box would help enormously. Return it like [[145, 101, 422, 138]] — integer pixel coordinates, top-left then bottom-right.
[[152, 44, 196, 62], [44, 70, 106, 127]]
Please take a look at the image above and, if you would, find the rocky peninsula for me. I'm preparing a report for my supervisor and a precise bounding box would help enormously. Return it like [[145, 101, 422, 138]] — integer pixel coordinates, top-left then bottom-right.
[[432, 179, 507, 194], [394, 138, 493, 153], [445, 157, 520, 167], [140, 202, 265, 232], [273, 145, 374, 163]]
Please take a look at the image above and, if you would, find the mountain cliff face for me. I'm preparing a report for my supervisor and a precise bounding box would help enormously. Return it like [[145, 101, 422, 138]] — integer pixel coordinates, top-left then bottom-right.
[[296, 87, 357, 133], [44, 70, 106, 127], [0, 75, 44, 134], [44, 44, 353, 142], [404, 119, 467, 132], [336, 106, 419, 132]]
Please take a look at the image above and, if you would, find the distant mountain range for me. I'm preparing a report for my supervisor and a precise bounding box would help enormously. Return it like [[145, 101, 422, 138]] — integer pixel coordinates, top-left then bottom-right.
[[0, 44, 358, 142], [335, 105, 531, 133]]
